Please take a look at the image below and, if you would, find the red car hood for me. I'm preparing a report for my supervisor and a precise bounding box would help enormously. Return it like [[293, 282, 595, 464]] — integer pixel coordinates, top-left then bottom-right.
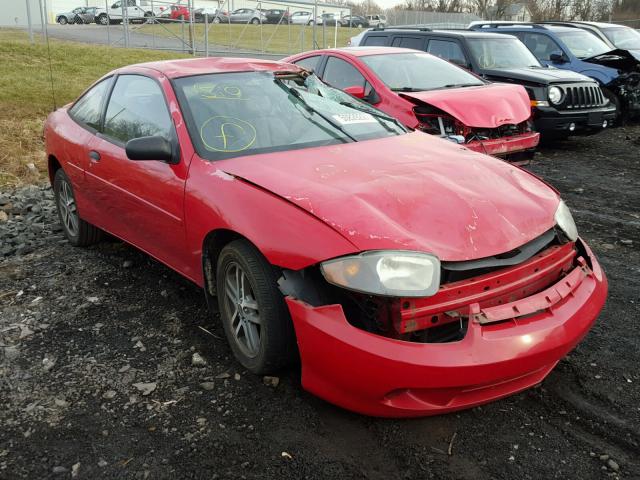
[[400, 83, 532, 128], [218, 132, 559, 261]]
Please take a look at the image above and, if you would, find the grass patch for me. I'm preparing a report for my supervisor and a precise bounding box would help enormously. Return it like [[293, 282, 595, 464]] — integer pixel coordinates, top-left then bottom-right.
[[0, 29, 187, 188], [136, 22, 361, 54]]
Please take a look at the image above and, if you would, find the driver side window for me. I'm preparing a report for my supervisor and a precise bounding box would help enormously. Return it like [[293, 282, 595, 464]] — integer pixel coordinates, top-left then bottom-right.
[[520, 33, 562, 61], [322, 56, 366, 89], [103, 75, 173, 145]]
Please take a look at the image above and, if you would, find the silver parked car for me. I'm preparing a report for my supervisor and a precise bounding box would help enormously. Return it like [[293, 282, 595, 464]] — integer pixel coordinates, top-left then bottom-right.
[[229, 8, 267, 24], [56, 7, 98, 25], [289, 10, 314, 25]]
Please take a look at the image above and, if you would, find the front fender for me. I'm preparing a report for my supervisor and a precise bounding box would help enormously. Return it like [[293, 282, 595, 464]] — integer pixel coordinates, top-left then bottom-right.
[[184, 156, 359, 287]]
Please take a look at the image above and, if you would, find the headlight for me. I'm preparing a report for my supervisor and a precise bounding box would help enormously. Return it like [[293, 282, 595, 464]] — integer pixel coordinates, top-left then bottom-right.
[[548, 86, 563, 105], [320, 251, 441, 297], [555, 200, 578, 241]]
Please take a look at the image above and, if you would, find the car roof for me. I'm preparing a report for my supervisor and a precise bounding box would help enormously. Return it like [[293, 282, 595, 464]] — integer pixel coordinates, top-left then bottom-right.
[[120, 57, 303, 79], [564, 21, 629, 29], [365, 28, 513, 39], [309, 46, 425, 57], [476, 24, 577, 33]]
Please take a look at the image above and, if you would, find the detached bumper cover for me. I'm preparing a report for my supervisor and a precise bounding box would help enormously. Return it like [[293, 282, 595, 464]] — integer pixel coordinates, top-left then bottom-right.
[[287, 240, 607, 417], [465, 131, 539, 157]]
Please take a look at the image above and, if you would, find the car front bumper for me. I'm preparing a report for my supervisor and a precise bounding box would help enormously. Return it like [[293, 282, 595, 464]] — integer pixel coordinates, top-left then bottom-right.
[[287, 239, 607, 417], [465, 131, 539, 157], [534, 105, 617, 134]]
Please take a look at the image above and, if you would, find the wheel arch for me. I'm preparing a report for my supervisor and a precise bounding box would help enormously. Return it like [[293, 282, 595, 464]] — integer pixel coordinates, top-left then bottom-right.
[[48, 154, 62, 186], [202, 228, 251, 297]]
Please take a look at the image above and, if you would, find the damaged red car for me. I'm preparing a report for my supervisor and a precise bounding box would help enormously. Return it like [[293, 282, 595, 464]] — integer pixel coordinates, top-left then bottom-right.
[[284, 47, 540, 159], [44, 58, 606, 417]]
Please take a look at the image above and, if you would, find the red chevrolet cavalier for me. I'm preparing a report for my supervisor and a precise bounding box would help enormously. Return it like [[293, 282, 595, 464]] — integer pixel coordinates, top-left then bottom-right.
[[44, 57, 606, 417], [284, 47, 540, 158]]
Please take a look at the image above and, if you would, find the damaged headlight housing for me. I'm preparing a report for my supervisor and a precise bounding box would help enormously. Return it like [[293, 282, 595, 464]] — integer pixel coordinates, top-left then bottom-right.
[[548, 86, 563, 105], [555, 200, 578, 241], [320, 251, 441, 297]]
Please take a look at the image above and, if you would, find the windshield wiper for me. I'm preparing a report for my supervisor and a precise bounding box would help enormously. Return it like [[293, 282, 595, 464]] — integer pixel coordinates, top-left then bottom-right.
[[286, 87, 357, 142], [442, 83, 483, 88], [391, 87, 425, 92]]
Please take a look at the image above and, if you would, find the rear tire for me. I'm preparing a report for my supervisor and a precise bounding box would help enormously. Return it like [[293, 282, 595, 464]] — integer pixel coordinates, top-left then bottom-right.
[[54, 169, 102, 247], [214, 240, 296, 374], [251, 17, 260, 25], [97, 14, 108, 25], [213, 16, 221, 23]]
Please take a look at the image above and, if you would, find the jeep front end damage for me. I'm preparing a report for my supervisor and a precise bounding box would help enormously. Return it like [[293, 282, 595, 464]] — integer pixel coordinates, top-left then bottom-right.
[[412, 105, 539, 159]]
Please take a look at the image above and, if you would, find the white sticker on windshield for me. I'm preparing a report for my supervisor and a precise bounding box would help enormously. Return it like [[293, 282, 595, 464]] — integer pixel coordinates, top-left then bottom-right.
[[331, 112, 377, 125]]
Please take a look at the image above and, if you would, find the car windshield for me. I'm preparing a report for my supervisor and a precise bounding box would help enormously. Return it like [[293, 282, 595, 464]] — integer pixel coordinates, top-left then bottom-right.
[[361, 52, 484, 91], [467, 37, 542, 68], [603, 27, 640, 49], [555, 31, 611, 58], [173, 71, 406, 161]]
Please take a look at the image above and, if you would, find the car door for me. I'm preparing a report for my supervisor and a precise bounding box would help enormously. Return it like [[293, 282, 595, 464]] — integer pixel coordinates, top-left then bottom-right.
[[84, 73, 189, 271]]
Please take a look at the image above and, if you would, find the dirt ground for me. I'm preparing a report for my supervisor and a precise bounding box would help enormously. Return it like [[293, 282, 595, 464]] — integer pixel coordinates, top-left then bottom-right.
[[1, 125, 639, 480]]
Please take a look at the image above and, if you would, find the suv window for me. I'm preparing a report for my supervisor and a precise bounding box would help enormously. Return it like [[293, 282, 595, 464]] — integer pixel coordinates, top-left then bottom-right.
[[362, 35, 389, 46], [519, 32, 562, 61], [69, 78, 111, 130], [322, 57, 366, 89], [391, 36, 425, 49], [293, 55, 322, 72], [427, 39, 466, 64], [103, 75, 173, 144]]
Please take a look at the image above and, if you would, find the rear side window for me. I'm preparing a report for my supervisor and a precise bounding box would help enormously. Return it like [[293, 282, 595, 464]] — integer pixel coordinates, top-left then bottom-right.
[[69, 78, 111, 131], [322, 57, 366, 89], [391, 36, 425, 50], [293, 55, 322, 72], [427, 39, 466, 64], [103, 75, 173, 144], [362, 35, 388, 46]]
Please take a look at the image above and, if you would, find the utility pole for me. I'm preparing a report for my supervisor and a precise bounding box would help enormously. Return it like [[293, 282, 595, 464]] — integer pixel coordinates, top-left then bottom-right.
[[25, 0, 34, 44]]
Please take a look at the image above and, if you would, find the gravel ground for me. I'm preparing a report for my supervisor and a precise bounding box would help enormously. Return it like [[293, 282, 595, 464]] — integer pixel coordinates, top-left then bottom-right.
[[1, 125, 639, 479]]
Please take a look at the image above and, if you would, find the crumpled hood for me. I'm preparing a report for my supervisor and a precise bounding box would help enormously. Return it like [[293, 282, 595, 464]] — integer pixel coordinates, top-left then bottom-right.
[[218, 132, 560, 262], [583, 48, 640, 72], [398, 83, 531, 128], [483, 67, 594, 84]]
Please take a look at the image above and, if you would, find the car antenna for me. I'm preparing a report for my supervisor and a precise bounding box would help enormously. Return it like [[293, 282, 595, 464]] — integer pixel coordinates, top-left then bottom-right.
[[44, 17, 57, 111]]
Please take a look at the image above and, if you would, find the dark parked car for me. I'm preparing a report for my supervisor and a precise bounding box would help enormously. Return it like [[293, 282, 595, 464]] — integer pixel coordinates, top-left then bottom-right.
[[360, 28, 617, 138], [469, 22, 640, 120], [340, 15, 369, 28], [193, 7, 229, 23], [540, 21, 640, 60], [264, 9, 289, 24], [56, 7, 98, 25]]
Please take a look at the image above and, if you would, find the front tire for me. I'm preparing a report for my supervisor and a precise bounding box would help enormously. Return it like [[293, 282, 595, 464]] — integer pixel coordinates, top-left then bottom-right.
[[97, 14, 109, 25], [251, 17, 260, 25], [58, 16, 68, 25], [54, 169, 102, 247], [215, 240, 296, 374]]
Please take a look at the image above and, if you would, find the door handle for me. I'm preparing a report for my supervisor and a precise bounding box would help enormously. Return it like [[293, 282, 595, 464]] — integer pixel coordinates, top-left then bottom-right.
[[89, 150, 101, 162]]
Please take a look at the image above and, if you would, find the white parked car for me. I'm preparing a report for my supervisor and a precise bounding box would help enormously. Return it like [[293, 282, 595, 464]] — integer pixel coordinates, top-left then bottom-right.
[[366, 14, 387, 27], [347, 28, 371, 46], [95, 0, 162, 25]]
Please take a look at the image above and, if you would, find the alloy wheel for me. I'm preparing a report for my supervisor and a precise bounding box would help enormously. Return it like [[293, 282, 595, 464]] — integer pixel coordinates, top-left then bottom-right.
[[57, 178, 79, 237], [224, 262, 262, 358]]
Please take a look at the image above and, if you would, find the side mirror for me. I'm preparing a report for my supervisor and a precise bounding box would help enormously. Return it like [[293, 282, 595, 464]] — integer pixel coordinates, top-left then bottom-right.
[[344, 85, 366, 99], [125, 136, 176, 163], [550, 51, 568, 63]]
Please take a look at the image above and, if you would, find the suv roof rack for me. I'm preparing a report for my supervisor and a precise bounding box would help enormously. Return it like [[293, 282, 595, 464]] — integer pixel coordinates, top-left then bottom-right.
[[372, 24, 432, 32], [469, 21, 548, 30]]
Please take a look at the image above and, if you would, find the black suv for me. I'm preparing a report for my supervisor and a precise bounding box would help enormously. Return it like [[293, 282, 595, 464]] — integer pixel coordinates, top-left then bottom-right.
[[360, 28, 617, 138]]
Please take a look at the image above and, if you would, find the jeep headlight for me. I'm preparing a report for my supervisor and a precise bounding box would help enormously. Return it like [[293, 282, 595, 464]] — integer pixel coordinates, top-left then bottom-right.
[[548, 86, 563, 105], [320, 251, 441, 297], [555, 200, 578, 241]]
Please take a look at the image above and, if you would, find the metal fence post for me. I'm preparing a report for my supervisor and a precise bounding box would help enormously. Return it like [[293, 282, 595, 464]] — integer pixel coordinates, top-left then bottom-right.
[[301, 21, 304, 52], [37, 0, 47, 43], [105, 0, 110, 45], [181, 20, 185, 53], [25, 0, 34, 44], [287, 6, 291, 55], [312, 0, 317, 48], [151, 0, 155, 49], [204, 13, 209, 57], [121, 1, 129, 48], [189, 0, 195, 56]]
